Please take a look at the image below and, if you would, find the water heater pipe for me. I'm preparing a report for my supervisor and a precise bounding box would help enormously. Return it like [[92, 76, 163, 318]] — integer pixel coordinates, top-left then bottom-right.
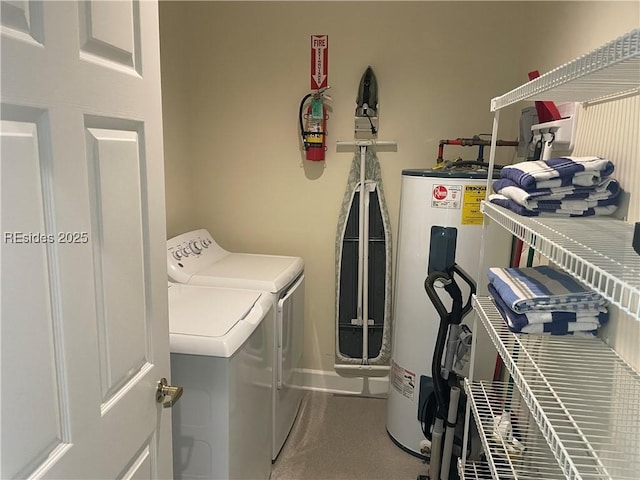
[[437, 137, 518, 163]]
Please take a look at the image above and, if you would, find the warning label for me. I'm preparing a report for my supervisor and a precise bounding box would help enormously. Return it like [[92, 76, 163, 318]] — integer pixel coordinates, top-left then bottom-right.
[[390, 360, 416, 400], [461, 184, 486, 225], [431, 184, 462, 209]]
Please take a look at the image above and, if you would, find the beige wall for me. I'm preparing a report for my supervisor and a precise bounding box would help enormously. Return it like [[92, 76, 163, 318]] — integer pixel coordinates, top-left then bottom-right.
[[159, 3, 196, 238], [159, 1, 639, 373], [524, 1, 640, 71]]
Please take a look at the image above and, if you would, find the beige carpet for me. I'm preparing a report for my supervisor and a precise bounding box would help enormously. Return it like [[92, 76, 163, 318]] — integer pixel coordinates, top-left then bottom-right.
[[271, 391, 425, 480]]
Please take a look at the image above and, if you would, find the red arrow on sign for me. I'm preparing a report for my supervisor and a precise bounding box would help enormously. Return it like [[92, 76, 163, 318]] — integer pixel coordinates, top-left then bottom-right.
[[311, 35, 328, 90]]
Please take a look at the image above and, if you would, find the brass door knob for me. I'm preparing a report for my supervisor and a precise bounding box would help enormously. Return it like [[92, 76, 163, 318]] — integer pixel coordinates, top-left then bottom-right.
[[156, 377, 183, 408]]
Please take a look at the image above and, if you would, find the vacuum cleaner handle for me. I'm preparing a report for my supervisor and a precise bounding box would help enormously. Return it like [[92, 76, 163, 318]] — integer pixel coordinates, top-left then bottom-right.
[[451, 264, 477, 321], [424, 264, 476, 325], [444, 278, 464, 324], [424, 270, 457, 423], [425, 270, 465, 332], [424, 271, 453, 321]]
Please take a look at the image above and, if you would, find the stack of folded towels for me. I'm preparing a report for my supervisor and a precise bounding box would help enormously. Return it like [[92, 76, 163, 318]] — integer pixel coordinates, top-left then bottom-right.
[[489, 156, 621, 217], [487, 265, 608, 335]]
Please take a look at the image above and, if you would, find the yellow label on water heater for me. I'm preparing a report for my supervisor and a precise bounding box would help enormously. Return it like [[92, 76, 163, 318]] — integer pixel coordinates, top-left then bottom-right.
[[461, 184, 486, 225]]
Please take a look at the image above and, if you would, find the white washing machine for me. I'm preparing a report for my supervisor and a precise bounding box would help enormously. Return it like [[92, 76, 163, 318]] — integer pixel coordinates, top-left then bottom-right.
[[168, 283, 273, 480], [167, 229, 305, 461]]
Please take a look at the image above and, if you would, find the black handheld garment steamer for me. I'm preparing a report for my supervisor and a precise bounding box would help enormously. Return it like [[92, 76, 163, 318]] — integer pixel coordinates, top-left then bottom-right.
[[419, 227, 476, 480]]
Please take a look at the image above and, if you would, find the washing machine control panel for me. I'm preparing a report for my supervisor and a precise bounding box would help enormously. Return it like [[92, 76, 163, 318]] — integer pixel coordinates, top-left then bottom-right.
[[167, 229, 228, 283]]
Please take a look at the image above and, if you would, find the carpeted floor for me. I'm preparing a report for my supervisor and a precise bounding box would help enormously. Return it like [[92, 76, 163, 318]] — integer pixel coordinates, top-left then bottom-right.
[[270, 391, 425, 480]]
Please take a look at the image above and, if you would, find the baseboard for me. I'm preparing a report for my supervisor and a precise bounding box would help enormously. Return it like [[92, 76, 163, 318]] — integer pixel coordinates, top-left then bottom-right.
[[291, 368, 389, 395]]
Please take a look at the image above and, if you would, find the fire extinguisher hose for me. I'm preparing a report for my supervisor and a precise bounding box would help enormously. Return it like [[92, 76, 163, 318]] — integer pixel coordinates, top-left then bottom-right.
[[298, 93, 313, 145]]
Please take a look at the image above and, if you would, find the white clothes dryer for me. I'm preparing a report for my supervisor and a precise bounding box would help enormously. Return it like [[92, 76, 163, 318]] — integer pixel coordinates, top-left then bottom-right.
[[168, 283, 273, 480], [167, 229, 305, 461]]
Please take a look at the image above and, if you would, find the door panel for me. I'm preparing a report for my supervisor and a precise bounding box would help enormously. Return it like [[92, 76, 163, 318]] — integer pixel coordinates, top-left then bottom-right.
[[1, 117, 66, 480], [1, 1, 172, 478], [121, 445, 152, 480], [0, 0, 44, 44], [86, 126, 150, 402], [78, 0, 140, 71]]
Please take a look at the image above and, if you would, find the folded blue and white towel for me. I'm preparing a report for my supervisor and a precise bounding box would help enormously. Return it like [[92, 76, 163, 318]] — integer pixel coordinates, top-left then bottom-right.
[[487, 265, 607, 313], [500, 156, 614, 190], [492, 178, 621, 209], [489, 194, 618, 217], [490, 288, 599, 335], [516, 322, 598, 335], [487, 283, 607, 334], [535, 197, 618, 212]]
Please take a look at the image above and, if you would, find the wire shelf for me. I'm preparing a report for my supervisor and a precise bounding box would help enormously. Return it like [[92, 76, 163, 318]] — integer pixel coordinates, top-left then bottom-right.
[[464, 380, 567, 480], [482, 202, 640, 319], [458, 457, 493, 480], [491, 28, 640, 111], [473, 295, 640, 480]]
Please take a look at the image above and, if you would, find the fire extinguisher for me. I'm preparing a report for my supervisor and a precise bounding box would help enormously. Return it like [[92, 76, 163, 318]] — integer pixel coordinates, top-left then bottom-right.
[[299, 88, 330, 161]]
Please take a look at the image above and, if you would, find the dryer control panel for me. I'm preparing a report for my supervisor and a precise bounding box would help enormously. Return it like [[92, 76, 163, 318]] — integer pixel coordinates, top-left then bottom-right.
[[167, 229, 230, 283], [170, 237, 212, 260]]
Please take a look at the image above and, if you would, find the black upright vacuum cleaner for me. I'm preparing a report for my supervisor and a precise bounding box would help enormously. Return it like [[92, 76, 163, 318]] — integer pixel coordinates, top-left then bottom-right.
[[419, 227, 476, 480]]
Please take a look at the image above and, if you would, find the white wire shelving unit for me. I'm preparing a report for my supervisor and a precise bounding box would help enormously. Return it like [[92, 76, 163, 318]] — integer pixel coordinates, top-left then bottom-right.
[[490, 29, 640, 110], [481, 202, 640, 318], [472, 296, 640, 480], [462, 27, 640, 480], [460, 379, 567, 480], [458, 458, 493, 480], [483, 31, 640, 304]]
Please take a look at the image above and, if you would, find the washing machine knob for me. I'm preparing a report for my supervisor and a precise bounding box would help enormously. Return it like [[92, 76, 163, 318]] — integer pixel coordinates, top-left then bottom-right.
[[201, 239, 211, 248], [190, 241, 202, 254], [172, 250, 183, 261], [181, 247, 191, 257]]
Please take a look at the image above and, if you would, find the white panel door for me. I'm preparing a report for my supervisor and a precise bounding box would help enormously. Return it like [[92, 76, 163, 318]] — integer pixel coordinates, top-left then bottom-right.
[[1, 1, 173, 478]]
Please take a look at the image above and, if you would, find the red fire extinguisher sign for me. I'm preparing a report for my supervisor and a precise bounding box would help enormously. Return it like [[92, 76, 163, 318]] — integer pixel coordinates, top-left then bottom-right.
[[311, 35, 328, 90]]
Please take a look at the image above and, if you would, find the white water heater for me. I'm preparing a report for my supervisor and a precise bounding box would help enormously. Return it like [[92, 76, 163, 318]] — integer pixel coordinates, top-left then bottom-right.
[[386, 168, 511, 458]]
